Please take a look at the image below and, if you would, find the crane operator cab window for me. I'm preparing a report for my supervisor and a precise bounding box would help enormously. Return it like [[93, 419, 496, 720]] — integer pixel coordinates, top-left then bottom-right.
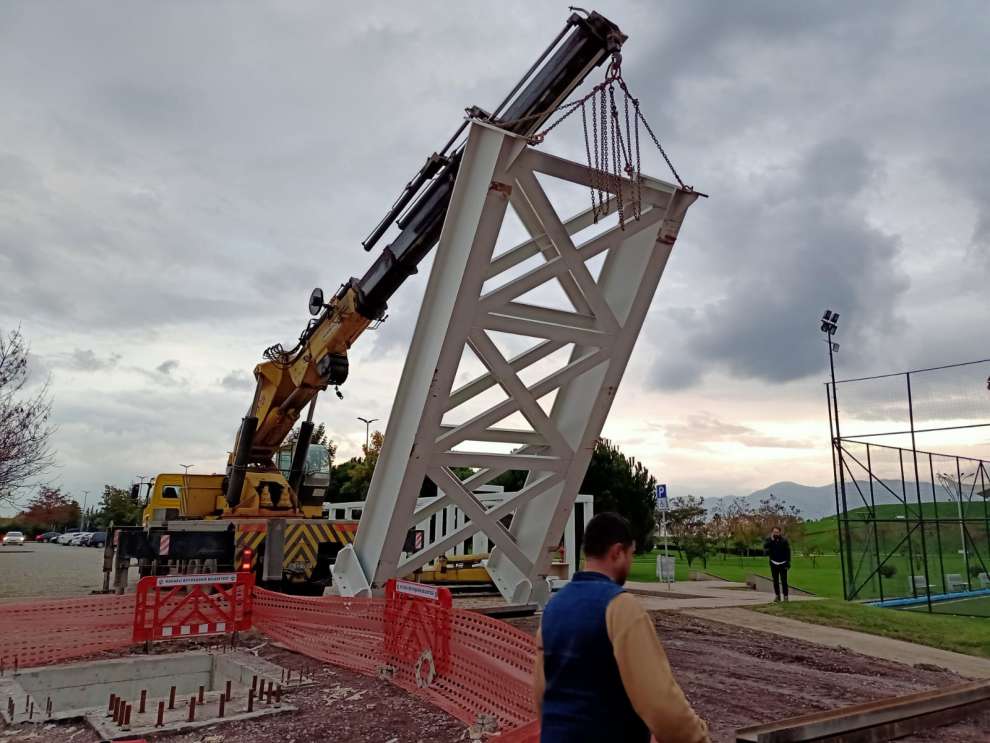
[[147, 482, 182, 523]]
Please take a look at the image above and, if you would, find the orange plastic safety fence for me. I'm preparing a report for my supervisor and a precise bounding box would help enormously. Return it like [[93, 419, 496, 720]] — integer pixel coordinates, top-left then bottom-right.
[[0, 587, 544, 737], [253, 588, 540, 734], [0, 593, 135, 669]]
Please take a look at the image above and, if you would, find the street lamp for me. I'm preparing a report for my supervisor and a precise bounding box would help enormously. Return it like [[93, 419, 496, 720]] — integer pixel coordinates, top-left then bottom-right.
[[179, 464, 194, 499], [357, 417, 380, 453], [80, 490, 90, 530]]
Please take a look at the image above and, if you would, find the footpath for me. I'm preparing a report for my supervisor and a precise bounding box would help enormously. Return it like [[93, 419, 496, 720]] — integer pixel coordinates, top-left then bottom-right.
[[625, 579, 818, 611]]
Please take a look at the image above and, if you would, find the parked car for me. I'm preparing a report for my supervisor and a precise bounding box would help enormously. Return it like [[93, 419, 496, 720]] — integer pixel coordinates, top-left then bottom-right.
[[87, 531, 107, 548], [67, 532, 92, 546], [56, 531, 80, 545], [2, 531, 26, 546], [39, 531, 60, 542]]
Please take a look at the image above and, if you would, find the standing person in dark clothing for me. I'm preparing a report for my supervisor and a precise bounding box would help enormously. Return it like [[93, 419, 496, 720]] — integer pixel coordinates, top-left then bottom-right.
[[533, 512, 710, 743], [764, 526, 791, 602]]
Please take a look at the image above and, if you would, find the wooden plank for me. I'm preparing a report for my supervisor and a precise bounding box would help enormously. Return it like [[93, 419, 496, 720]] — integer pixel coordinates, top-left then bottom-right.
[[735, 681, 990, 742]]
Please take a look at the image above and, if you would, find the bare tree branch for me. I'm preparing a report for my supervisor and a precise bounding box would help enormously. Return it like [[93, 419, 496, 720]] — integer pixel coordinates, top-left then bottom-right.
[[0, 327, 56, 503]]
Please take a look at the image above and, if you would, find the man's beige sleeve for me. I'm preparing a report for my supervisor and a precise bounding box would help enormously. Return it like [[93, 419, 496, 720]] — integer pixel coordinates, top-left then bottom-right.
[[606, 592, 711, 743], [533, 627, 545, 716]]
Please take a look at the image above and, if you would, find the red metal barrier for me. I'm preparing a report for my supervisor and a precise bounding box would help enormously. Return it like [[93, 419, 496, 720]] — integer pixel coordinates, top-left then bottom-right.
[[132, 573, 254, 643]]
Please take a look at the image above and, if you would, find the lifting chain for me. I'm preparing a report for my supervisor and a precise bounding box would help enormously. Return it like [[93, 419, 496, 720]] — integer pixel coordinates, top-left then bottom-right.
[[526, 53, 690, 230]]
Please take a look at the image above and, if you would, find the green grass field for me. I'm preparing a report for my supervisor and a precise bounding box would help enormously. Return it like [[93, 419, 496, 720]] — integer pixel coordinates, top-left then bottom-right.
[[904, 594, 990, 617], [631, 551, 847, 598], [756, 599, 990, 658], [632, 549, 989, 607]]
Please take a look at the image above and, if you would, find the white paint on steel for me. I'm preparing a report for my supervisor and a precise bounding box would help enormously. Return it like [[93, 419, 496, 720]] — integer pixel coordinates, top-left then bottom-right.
[[334, 119, 698, 604]]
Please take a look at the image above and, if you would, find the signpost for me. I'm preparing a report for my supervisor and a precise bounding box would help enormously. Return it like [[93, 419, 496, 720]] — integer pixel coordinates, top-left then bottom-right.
[[655, 484, 674, 585]]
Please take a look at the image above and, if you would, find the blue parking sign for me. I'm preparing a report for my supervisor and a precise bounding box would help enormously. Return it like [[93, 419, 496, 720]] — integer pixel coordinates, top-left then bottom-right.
[[656, 483, 668, 510]]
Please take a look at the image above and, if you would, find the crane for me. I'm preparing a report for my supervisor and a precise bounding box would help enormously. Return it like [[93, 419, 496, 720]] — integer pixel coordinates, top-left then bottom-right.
[[110, 10, 630, 594], [221, 10, 626, 517]]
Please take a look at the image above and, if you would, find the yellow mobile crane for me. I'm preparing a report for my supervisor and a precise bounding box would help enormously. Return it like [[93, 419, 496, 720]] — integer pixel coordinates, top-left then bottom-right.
[[108, 9, 626, 594]]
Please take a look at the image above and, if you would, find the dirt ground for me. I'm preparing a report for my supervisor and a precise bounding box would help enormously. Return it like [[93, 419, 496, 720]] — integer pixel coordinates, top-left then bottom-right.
[[1, 611, 986, 742], [509, 611, 988, 743]]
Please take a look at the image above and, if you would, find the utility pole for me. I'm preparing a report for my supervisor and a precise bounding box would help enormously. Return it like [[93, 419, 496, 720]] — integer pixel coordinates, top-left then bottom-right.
[[357, 417, 379, 453], [80, 490, 90, 530]]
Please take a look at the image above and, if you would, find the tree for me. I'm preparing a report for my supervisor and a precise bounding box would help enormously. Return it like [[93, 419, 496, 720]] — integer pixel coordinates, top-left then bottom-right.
[[18, 485, 80, 532], [490, 470, 527, 492], [752, 494, 802, 537], [579, 439, 657, 553], [286, 421, 332, 449], [727, 501, 761, 565], [94, 484, 142, 527], [0, 328, 55, 503], [333, 430, 384, 502], [665, 495, 707, 560]]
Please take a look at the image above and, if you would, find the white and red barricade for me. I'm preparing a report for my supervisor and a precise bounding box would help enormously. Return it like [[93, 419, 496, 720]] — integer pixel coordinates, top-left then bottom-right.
[[383, 578, 452, 679], [132, 572, 254, 643]]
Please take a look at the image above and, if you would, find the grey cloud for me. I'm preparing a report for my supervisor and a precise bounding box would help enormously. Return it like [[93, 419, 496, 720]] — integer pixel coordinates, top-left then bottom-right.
[[67, 349, 121, 372], [2, 1, 987, 499], [219, 370, 254, 391], [156, 360, 179, 376], [651, 137, 906, 389], [664, 412, 812, 450]]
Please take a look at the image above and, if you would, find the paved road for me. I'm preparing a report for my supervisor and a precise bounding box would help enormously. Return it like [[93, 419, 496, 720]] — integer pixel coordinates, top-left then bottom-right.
[[0, 542, 116, 599]]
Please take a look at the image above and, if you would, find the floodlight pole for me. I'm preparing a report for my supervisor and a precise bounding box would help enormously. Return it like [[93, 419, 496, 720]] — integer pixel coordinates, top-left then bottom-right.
[[823, 319, 855, 598]]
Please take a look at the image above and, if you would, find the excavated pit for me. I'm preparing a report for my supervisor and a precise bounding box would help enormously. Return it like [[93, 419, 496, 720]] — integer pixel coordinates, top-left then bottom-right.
[[0, 649, 310, 738]]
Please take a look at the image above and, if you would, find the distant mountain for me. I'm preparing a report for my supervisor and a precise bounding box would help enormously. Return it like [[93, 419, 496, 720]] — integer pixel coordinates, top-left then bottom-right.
[[712, 480, 938, 520]]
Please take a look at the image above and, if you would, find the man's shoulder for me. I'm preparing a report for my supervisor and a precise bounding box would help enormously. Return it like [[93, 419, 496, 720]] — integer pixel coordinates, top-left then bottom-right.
[[605, 591, 650, 640]]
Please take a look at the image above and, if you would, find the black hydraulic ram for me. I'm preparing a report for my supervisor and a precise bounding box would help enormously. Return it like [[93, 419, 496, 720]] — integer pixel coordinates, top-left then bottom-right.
[[353, 10, 625, 321]]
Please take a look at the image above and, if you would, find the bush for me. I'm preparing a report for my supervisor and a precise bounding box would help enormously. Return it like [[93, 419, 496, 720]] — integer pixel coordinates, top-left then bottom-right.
[[969, 564, 985, 578], [878, 563, 897, 579]]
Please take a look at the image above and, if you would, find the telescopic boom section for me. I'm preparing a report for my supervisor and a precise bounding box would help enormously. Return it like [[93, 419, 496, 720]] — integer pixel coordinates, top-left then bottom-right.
[[227, 11, 625, 504]]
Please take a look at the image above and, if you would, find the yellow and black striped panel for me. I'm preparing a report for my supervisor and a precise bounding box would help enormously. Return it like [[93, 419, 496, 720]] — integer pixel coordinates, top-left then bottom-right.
[[283, 521, 356, 573], [234, 525, 266, 567]]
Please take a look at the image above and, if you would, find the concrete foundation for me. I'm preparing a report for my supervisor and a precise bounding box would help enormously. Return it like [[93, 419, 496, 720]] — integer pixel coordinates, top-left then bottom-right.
[[0, 649, 313, 738]]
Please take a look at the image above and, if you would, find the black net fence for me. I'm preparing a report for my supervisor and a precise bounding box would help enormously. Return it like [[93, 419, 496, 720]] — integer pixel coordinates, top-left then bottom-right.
[[829, 359, 990, 617]]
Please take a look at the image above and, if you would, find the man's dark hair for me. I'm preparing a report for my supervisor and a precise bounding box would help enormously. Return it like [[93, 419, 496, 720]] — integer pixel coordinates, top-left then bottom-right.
[[583, 512, 634, 558]]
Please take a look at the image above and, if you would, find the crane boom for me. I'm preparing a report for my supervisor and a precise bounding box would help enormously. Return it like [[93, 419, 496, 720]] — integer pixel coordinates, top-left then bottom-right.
[[224, 11, 626, 509]]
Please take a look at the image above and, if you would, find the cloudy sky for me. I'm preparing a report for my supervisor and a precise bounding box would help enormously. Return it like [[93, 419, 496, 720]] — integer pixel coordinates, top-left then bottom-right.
[[2, 1, 988, 512]]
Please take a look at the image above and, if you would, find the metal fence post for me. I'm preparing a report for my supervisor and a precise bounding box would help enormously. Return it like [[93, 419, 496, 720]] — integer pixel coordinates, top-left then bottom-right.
[[906, 372, 932, 612]]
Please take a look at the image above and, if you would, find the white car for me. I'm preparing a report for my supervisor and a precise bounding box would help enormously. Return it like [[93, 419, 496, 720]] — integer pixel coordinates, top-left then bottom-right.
[[2, 531, 25, 546], [67, 532, 91, 546], [56, 532, 79, 545]]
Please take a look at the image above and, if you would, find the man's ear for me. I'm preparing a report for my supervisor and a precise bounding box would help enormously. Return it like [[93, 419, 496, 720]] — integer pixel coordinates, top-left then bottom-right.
[[607, 542, 624, 561]]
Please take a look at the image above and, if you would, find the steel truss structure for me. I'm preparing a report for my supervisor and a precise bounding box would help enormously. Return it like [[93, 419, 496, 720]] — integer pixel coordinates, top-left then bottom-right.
[[335, 120, 698, 604]]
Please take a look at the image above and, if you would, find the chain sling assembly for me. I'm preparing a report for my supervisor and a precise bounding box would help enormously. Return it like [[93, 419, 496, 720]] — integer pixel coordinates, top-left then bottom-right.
[[494, 48, 696, 232]]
